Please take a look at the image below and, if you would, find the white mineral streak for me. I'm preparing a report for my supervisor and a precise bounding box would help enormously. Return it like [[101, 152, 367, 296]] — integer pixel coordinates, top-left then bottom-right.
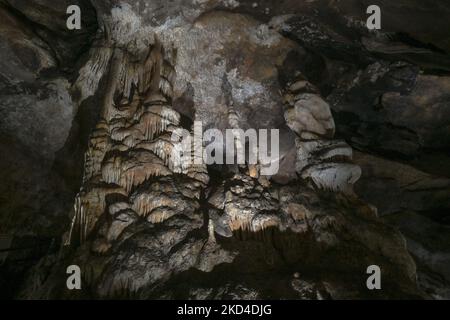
[[66, 194, 83, 245], [226, 68, 266, 105], [208, 218, 216, 243], [74, 47, 113, 102], [68, 189, 111, 244]]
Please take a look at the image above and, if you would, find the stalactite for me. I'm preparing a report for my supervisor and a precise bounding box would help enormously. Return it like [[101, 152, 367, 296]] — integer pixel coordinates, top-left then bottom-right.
[[159, 78, 173, 99], [67, 34, 208, 247]]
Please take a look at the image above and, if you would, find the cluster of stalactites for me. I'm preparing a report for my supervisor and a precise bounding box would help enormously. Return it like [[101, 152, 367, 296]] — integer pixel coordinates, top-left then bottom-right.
[[114, 45, 176, 107], [207, 173, 281, 238], [66, 42, 208, 247], [283, 75, 361, 194]]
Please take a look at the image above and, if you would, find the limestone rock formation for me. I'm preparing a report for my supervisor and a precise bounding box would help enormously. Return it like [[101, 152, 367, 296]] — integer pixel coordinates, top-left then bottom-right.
[[283, 75, 361, 194], [1, 0, 449, 300]]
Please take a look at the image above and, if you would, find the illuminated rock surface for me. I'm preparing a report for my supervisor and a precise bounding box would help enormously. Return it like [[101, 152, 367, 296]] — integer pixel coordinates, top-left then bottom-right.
[[1, 0, 449, 299]]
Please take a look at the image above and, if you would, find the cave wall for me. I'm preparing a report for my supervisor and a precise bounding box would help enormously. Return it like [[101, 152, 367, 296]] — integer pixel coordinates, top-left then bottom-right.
[[0, 0, 449, 299]]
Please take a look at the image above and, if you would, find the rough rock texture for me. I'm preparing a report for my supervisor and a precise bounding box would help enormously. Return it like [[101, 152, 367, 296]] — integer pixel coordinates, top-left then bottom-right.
[[1, 0, 449, 300], [0, 0, 98, 298], [282, 74, 361, 194]]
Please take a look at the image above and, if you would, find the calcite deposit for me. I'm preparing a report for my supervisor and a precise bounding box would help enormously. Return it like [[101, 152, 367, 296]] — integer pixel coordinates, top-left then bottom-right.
[[1, 0, 449, 300]]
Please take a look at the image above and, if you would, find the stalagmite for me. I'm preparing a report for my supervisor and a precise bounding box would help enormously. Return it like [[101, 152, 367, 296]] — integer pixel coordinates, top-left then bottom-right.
[[283, 75, 361, 194]]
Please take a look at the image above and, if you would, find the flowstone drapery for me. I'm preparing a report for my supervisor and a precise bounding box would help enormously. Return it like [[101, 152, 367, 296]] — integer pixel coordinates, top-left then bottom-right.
[[68, 40, 208, 250]]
